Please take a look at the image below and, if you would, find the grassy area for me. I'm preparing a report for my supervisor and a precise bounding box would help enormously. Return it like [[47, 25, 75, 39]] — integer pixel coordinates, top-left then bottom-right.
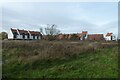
[[2, 40, 118, 78]]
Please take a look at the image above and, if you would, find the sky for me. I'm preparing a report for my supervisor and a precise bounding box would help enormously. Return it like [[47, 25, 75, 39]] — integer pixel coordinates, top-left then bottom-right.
[[0, 1, 118, 37]]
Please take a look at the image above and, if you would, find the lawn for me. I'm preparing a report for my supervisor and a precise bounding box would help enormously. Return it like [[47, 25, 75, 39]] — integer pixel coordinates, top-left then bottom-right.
[[2, 40, 118, 78]]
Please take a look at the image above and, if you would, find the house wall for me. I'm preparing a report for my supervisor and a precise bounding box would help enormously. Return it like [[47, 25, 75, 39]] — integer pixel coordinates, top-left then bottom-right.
[[8, 30, 14, 39], [80, 35, 87, 40], [87, 34, 104, 41], [111, 34, 116, 40], [39, 36, 41, 39], [105, 35, 116, 41], [87, 35, 94, 40], [20, 35, 23, 39], [8, 29, 22, 39], [17, 35, 21, 39], [57, 35, 64, 40], [16, 30, 21, 39], [25, 35, 28, 39], [35, 36, 37, 39], [105, 36, 111, 41], [30, 36, 33, 39], [85, 35, 87, 40], [14, 34, 28, 40], [80, 37, 83, 40], [28, 31, 33, 40]]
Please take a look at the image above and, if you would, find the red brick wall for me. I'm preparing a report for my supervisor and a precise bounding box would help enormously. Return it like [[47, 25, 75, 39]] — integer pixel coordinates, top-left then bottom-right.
[[88, 34, 104, 41]]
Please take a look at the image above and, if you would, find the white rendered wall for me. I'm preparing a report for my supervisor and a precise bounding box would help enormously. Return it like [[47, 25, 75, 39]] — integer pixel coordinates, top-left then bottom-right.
[[8, 30, 13, 39]]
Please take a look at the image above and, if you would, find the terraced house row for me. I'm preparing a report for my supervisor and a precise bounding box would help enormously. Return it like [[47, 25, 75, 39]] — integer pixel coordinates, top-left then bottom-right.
[[8, 28, 42, 40]]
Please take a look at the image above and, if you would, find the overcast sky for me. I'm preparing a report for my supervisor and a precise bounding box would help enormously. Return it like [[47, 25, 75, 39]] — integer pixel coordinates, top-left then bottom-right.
[[1, 2, 118, 37]]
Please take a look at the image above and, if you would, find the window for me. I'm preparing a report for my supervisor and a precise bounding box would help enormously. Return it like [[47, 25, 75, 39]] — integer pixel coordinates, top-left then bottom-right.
[[37, 36, 39, 39], [13, 34, 17, 39], [33, 35, 35, 39], [27, 35, 29, 39], [23, 35, 25, 39], [111, 36, 113, 40]]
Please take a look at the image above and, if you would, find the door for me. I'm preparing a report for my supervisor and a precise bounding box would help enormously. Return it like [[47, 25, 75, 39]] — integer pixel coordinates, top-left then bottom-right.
[[23, 35, 25, 39]]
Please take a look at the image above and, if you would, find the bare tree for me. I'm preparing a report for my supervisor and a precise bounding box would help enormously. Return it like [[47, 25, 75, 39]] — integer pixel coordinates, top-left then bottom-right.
[[40, 27, 44, 35], [45, 24, 60, 35], [40, 24, 60, 40]]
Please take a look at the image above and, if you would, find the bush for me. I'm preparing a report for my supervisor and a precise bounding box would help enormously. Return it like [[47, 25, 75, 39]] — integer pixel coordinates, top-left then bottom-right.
[[70, 34, 78, 40], [0, 32, 8, 40]]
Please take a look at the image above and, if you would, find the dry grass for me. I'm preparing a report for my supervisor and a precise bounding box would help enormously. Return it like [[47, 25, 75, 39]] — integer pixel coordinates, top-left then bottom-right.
[[2, 40, 117, 63], [2, 40, 118, 78]]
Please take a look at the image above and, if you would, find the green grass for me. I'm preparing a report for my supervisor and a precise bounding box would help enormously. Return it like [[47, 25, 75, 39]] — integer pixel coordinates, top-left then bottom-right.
[[2, 45, 118, 78]]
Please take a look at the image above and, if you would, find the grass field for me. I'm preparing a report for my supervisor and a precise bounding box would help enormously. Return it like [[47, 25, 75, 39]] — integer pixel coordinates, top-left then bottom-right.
[[2, 40, 118, 78]]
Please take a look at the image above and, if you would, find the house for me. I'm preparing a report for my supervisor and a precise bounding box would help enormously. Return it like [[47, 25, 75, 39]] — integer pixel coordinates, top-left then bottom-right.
[[8, 28, 42, 40], [87, 34, 104, 41], [56, 34, 75, 40], [65, 34, 72, 39], [57, 34, 64, 40], [105, 33, 116, 41], [77, 33, 81, 40], [77, 31, 88, 40], [40, 30, 116, 41], [17, 29, 29, 39], [29, 31, 42, 40], [8, 28, 19, 39], [56, 32, 87, 41]]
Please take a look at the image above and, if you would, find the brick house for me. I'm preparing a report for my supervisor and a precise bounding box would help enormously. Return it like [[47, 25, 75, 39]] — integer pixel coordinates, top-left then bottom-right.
[[87, 34, 104, 41], [57, 34, 64, 40], [65, 34, 72, 39], [57, 34, 77, 40]]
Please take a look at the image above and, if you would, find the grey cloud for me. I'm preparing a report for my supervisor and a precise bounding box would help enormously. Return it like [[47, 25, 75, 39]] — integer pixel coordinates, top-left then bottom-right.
[[1, 3, 117, 38], [2, 7, 109, 34]]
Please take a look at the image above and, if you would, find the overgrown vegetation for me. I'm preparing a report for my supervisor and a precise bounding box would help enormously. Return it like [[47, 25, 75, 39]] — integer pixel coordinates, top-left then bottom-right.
[[2, 40, 118, 78], [70, 34, 78, 40], [0, 32, 8, 40]]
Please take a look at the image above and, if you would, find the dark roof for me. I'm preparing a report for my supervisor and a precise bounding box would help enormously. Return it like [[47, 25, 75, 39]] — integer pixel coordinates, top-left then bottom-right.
[[11, 28, 42, 36], [106, 33, 113, 36], [17, 29, 29, 35], [11, 28, 18, 35], [29, 31, 41, 35], [82, 31, 88, 35]]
